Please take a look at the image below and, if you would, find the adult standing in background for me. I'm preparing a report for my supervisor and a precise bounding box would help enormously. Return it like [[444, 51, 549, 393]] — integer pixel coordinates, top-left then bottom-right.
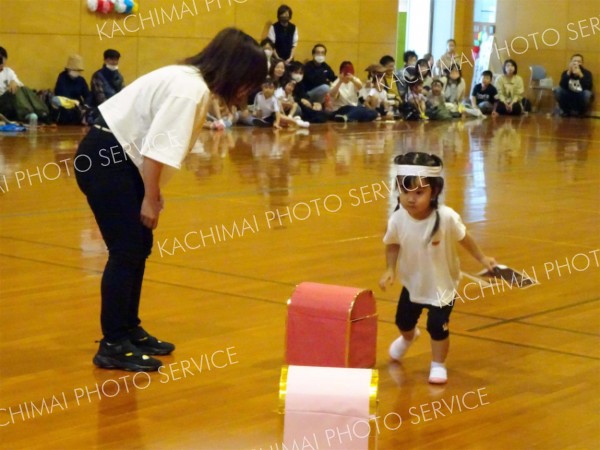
[[267, 4, 298, 65], [555, 54, 594, 117], [436, 39, 458, 76]]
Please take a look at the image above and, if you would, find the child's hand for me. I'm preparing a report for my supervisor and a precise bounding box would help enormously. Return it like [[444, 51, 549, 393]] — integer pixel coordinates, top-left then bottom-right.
[[379, 269, 395, 291], [479, 256, 497, 271]]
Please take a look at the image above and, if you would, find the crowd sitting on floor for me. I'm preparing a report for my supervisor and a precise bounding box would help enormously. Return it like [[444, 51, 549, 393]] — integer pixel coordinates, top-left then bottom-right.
[[0, 12, 595, 131]]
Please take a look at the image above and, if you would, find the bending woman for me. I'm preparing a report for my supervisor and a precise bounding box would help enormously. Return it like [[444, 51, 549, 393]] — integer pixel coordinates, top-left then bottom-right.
[[75, 28, 267, 372]]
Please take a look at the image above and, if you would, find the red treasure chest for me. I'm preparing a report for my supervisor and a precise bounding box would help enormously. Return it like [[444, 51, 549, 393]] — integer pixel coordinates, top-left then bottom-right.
[[285, 282, 377, 368]]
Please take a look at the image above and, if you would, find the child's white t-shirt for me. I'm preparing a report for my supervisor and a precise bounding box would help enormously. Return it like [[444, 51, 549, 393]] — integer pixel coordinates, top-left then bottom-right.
[[0, 67, 24, 95], [383, 205, 466, 306], [367, 88, 387, 108], [254, 92, 280, 119], [99, 65, 210, 178], [332, 82, 359, 109]]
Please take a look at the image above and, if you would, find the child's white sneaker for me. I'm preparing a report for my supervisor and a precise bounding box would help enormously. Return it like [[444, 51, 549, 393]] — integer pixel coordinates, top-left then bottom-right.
[[295, 117, 310, 128], [389, 327, 420, 361], [429, 363, 447, 384]]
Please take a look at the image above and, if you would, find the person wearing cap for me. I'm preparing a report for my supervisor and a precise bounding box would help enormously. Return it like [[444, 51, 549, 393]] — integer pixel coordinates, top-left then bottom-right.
[[52, 54, 90, 124], [363, 64, 394, 119], [0, 46, 50, 123]]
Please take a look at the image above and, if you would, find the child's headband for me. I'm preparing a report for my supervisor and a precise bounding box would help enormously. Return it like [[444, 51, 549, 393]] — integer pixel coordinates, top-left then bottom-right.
[[396, 165, 443, 178]]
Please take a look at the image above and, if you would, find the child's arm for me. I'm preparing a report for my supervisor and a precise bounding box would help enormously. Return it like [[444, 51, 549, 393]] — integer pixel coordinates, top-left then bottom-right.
[[379, 244, 400, 290], [459, 231, 496, 270]]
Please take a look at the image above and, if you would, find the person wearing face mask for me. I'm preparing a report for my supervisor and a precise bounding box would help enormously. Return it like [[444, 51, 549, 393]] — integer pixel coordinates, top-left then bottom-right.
[[52, 54, 91, 124], [267, 4, 298, 65], [261, 38, 275, 71], [288, 61, 329, 123], [302, 44, 337, 104], [89, 49, 124, 107]]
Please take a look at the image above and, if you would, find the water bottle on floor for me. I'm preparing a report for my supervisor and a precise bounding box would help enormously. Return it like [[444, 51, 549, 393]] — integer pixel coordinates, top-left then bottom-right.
[[27, 113, 38, 130]]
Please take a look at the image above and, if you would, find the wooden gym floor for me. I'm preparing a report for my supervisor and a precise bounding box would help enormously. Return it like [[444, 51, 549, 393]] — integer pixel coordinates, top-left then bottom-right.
[[0, 116, 598, 449]]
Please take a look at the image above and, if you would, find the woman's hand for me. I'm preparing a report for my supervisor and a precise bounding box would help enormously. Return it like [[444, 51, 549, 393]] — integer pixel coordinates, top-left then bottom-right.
[[141, 194, 164, 230]]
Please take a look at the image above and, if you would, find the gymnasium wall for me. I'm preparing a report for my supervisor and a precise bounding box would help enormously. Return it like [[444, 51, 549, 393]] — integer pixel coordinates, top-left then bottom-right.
[[0, 0, 398, 90]]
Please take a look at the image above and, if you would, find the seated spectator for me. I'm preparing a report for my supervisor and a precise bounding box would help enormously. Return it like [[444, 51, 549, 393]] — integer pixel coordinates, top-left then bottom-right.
[[204, 94, 237, 130], [555, 53, 594, 117], [267, 4, 298, 64], [89, 49, 124, 109], [426, 79, 452, 120], [288, 62, 329, 123], [396, 50, 418, 99], [416, 58, 433, 92], [330, 61, 377, 122], [302, 44, 337, 104], [252, 78, 305, 128], [363, 64, 394, 119], [441, 64, 466, 114], [436, 39, 458, 76], [470, 70, 497, 115], [269, 58, 286, 89], [0, 46, 50, 123], [260, 38, 275, 71], [278, 77, 309, 127], [379, 55, 402, 112], [493, 59, 524, 116], [51, 54, 90, 125], [404, 78, 428, 121]]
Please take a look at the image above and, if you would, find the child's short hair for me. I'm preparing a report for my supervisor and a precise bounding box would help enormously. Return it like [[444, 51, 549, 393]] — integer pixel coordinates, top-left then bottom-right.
[[380, 55, 395, 66], [262, 77, 275, 87], [431, 79, 443, 88], [482, 70, 493, 79], [403, 50, 418, 64]]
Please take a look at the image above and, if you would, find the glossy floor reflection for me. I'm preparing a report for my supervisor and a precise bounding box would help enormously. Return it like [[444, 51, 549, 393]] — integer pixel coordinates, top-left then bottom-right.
[[0, 116, 598, 449]]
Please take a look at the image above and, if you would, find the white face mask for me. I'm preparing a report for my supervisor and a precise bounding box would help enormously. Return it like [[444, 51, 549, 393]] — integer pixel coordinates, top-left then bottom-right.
[[106, 64, 119, 71], [264, 49, 273, 58], [68, 70, 81, 78], [291, 73, 303, 82], [314, 55, 326, 64]]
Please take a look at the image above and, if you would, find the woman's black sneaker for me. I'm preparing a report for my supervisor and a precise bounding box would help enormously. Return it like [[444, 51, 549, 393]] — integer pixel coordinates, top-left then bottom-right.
[[129, 327, 175, 356], [93, 339, 162, 372]]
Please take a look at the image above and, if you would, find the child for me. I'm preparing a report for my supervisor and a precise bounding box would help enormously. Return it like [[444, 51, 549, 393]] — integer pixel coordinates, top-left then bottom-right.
[[426, 79, 452, 120], [279, 78, 309, 127], [404, 78, 428, 121], [442, 64, 466, 115], [204, 94, 237, 130], [253, 78, 305, 128], [364, 64, 394, 120], [470, 70, 497, 115], [379, 152, 496, 384]]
